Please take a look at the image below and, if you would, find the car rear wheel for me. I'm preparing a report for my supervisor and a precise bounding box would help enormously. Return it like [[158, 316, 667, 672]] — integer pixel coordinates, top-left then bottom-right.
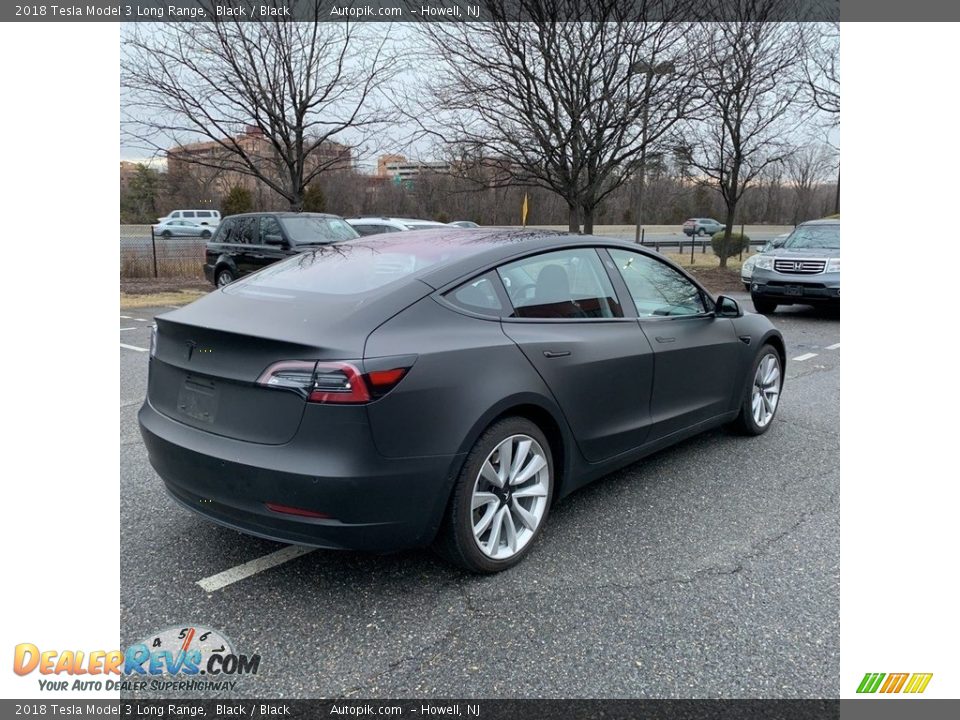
[[697, 227, 706, 236], [161, 230, 172, 238], [215, 268, 234, 288], [436, 417, 553, 573], [751, 295, 777, 315], [201, 230, 211, 239], [732, 345, 782, 435]]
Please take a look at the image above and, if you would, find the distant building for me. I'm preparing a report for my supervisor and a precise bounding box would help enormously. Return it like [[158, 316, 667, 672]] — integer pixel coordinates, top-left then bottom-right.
[[119, 161, 140, 191], [376, 154, 451, 182], [167, 126, 353, 205]]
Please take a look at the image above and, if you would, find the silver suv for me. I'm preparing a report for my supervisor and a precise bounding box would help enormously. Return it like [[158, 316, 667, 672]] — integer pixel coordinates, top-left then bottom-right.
[[682, 218, 724, 236], [749, 219, 840, 314]]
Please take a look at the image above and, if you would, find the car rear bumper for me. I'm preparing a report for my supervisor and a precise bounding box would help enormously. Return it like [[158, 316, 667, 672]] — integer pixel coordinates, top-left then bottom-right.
[[138, 399, 463, 552], [750, 271, 840, 303]]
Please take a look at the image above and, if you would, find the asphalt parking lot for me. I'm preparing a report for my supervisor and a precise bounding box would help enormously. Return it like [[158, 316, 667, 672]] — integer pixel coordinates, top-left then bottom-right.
[[119, 298, 839, 699]]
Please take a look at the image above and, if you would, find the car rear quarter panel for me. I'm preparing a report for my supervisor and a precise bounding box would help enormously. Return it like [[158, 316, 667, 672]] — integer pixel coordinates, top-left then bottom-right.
[[363, 297, 574, 467]]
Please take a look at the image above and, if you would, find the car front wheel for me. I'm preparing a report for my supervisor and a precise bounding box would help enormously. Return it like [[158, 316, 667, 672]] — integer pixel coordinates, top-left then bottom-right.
[[215, 268, 234, 288], [732, 345, 783, 436], [436, 417, 553, 573], [751, 295, 777, 315]]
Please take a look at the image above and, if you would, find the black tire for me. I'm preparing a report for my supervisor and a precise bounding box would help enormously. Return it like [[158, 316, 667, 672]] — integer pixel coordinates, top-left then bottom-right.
[[161, 230, 172, 238], [751, 295, 777, 315], [435, 416, 554, 573], [730, 344, 783, 436], [697, 227, 707, 236], [201, 230, 211, 239], [215, 268, 234, 288]]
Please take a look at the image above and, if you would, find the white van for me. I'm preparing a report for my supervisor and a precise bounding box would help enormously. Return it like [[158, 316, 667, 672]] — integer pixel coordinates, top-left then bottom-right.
[[157, 209, 221, 226]]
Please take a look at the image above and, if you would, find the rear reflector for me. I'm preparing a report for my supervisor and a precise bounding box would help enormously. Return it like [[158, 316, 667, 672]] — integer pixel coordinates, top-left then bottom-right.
[[264, 502, 333, 519]]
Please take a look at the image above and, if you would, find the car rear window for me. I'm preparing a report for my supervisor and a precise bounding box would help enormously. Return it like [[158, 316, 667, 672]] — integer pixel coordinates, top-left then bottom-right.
[[233, 237, 481, 296], [279, 216, 359, 244]]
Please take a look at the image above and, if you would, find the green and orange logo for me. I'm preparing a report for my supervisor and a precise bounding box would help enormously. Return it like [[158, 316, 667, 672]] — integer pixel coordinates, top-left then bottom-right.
[[857, 672, 933, 694]]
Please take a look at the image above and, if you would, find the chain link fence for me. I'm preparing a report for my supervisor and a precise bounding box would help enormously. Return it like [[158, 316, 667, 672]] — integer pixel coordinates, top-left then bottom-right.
[[120, 225, 206, 279]]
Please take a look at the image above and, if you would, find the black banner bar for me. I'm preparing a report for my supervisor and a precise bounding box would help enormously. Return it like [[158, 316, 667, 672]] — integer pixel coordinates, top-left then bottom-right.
[[5, 0, 840, 23]]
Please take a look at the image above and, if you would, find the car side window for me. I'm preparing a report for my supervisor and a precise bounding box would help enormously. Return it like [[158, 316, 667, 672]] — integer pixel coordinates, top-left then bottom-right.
[[215, 218, 236, 243], [260, 217, 284, 244], [445, 272, 504, 317], [237, 218, 258, 244], [352, 224, 384, 236], [608, 249, 707, 317], [183, 211, 196, 219], [497, 248, 622, 319], [197, 211, 211, 218]]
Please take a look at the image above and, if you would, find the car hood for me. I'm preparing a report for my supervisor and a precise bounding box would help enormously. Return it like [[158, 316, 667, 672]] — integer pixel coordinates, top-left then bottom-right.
[[770, 246, 840, 259]]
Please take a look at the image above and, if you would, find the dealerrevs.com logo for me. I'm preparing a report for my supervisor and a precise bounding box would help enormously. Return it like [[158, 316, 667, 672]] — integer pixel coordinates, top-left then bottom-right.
[[13, 626, 260, 693], [856, 672, 933, 694]]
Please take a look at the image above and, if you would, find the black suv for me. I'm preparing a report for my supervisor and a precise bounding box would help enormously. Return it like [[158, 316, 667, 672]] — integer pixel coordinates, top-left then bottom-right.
[[203, 212, 359, 287]]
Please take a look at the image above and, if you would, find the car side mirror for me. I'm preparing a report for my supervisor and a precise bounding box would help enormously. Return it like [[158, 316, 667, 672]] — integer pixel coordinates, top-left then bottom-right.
[[716, 295, 742, 318], [264, 234, 286, 246], [771, 237, 786, 248]]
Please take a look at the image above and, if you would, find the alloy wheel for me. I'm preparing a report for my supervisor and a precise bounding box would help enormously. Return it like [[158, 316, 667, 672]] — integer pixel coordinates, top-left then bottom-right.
[[751, 353, 781, 428], [471, 434, 550, 560]]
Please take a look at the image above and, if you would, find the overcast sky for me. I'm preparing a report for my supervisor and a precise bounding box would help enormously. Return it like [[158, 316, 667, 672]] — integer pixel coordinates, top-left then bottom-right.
[[119, 22, 840, 172]]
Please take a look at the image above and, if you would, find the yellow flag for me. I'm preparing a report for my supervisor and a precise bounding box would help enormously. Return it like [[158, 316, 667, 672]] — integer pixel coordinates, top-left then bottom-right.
[[521, 193, 529, 227]]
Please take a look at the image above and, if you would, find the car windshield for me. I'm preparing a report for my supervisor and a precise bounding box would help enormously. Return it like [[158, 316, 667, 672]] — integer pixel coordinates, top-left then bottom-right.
[[404, 223, 445, 231], [279, 216, 359, 245], [783, 224, 840, 250], [233, 236, 479, 296]]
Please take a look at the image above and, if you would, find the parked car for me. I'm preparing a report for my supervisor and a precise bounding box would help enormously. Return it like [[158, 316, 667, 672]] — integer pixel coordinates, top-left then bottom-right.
[[749, 218, 840, 314], [157, 209, 221, 226], [682, 218, 724, 236], [741, 233, 790, 290], [141, 229, 785, 573], [449, 220, 480, 228], [346, 217, 449, 236], [203, 212, 359, 288], [153, 219, 213, 239]]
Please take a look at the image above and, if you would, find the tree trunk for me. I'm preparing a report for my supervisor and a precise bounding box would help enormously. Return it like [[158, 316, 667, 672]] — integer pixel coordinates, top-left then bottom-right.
[[567, 203, 580, 234], [289, 191, 304, 213], [582, 205, 594, 235], [720, 205, 736, 269]]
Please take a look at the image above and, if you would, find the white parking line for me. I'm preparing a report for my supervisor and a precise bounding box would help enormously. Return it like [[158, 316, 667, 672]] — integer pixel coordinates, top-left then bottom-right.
[[197, 546, 316, 593], [119, 327, 137, 332], [826, 343, 840, 350], [120, 315, 132, 319], [793, 352, 818, 362], [120, 343, 149, 353], [133, 318, 149, 322]]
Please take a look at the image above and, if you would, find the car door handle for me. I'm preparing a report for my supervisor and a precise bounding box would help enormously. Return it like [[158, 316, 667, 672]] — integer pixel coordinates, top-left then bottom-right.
[[654, 336, 676, 344], [543, 350, 571, 358]]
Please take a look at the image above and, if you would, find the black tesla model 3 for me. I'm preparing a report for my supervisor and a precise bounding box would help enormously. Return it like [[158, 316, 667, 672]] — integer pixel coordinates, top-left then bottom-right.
[[139, 230, 785, 572]]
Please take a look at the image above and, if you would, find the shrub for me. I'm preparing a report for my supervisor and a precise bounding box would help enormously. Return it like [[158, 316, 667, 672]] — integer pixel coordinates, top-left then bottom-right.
[[711, 230, 750, 261], [222, 185, 253, 216], [303, 185, 326, 212]]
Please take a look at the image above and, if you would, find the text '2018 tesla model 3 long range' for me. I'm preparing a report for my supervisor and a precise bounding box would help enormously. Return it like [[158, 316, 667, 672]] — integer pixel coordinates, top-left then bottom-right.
[[139, 230, 785, 572]]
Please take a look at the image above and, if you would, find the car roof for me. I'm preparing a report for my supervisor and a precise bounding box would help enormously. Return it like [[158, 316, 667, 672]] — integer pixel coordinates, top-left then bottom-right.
[[343, 228, 707, 292], [348, 217, 445, 224], [798, 218, 840, 226], [224, 212, 342, 219]]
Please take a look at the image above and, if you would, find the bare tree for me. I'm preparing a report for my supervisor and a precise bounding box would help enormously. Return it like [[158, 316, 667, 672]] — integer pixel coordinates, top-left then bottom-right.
[[803, 21, 839, 122], [416, 0, 699, 234], [785, 142, 836, 224], [680, 4, 806, 267], [122, 6, 399, 211], [802, 21, 840, 212]]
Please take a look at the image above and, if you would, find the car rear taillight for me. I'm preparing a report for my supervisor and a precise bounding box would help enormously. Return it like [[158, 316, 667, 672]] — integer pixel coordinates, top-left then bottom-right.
[[256, 360, 410, 404]]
